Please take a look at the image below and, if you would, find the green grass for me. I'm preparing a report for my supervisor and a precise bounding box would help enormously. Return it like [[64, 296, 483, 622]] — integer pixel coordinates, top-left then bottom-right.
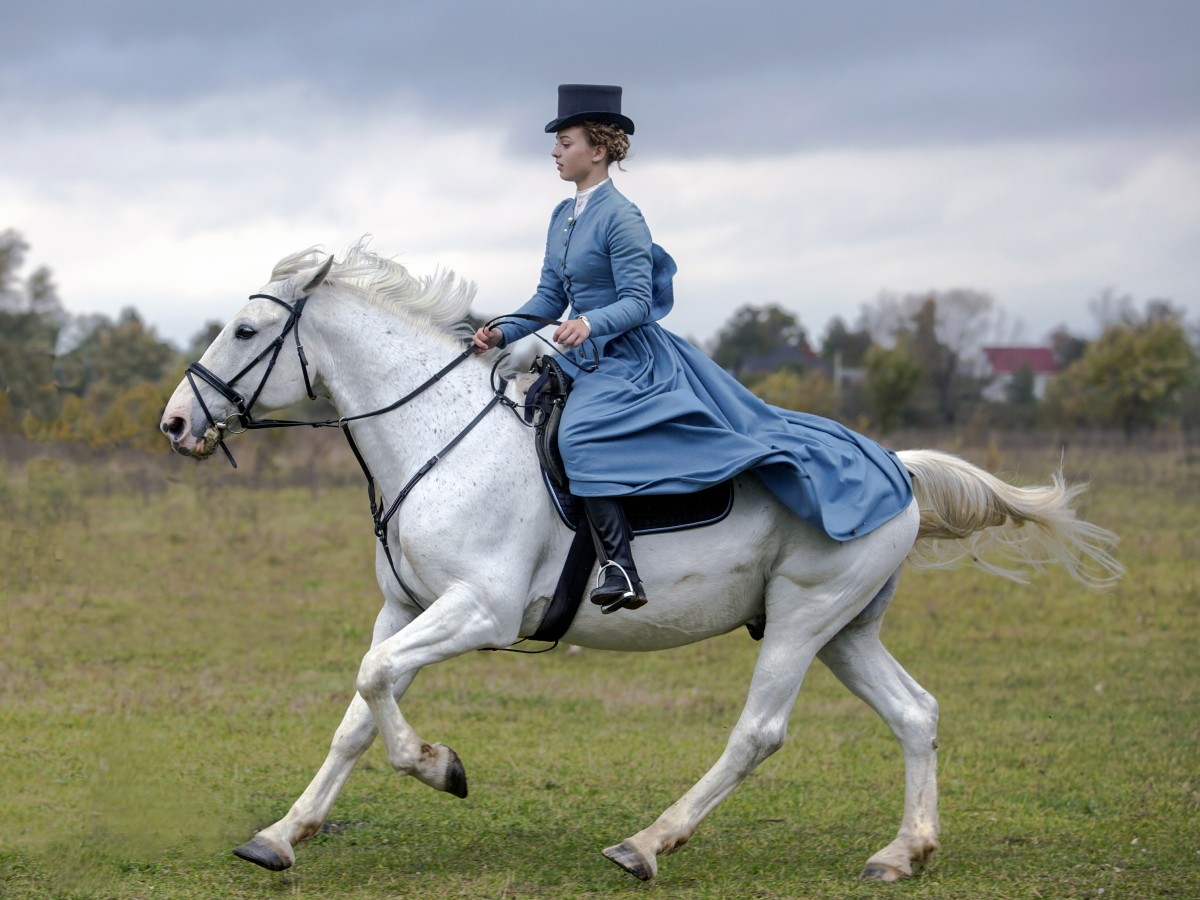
[[1, 441, 1197, 897]]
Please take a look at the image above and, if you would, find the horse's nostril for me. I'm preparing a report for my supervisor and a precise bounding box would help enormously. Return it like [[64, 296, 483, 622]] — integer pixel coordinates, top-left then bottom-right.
[[163, 416, 186, 438]]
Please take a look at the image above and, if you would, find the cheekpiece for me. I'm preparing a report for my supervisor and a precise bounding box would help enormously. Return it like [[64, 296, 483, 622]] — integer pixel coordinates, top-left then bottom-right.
[[545, 83, 635, 135]]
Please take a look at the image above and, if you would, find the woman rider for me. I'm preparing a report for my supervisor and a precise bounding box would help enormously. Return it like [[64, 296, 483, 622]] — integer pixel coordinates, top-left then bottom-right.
[[473, 85, 913, 615]]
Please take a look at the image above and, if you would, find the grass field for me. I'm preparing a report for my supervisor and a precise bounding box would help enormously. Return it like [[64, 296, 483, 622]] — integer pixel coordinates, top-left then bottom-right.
[[1, 436, 1197, 898]]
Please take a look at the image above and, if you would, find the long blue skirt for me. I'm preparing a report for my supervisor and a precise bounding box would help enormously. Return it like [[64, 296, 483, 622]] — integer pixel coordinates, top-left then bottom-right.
[[557, 323, 913, 542]]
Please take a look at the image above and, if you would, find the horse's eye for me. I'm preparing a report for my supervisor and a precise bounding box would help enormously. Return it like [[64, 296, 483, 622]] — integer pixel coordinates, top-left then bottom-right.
[[235, 325, 257, 340]]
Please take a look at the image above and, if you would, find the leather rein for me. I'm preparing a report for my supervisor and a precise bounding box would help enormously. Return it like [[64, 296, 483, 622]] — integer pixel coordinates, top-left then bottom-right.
[[182, 295, 598, 629], [183, 291, 520, 613]]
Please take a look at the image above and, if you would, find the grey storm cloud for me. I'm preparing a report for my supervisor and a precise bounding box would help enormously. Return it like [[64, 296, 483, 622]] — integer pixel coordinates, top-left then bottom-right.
[[6, 0, 1199, 154], [5, 0, 1198, 351]]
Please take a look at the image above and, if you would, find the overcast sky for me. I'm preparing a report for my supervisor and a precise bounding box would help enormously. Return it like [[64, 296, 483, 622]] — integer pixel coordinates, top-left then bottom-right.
[[3, 0, 1197, 351]]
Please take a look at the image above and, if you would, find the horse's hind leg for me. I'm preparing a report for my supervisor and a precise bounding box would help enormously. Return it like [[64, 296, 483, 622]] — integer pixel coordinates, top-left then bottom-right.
[[602, 579, 833, 882], [817, 581, 940, 882]]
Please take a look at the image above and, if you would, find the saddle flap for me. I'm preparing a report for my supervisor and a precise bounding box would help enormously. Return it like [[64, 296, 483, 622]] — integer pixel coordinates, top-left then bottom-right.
[[525, 355, 573, 492]]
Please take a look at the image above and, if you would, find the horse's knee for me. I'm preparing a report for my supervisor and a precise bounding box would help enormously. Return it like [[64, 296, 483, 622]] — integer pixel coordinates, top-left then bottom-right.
[[760, 720, 788, 757], [736, 717, 787, 769], [914, 690, 938, 729], [897, 692, 938, 746], [355, 648, 391, 699], [919, 690, 938, 724]]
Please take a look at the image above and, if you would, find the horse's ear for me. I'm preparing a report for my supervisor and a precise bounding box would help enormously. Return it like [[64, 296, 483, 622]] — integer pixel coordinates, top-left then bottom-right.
[[299, 255, 335, 294]]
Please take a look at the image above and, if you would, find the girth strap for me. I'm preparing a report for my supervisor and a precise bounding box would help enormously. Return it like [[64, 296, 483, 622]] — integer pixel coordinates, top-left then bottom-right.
[[344, 381, 512, 611], [529, 525, 596, 642]]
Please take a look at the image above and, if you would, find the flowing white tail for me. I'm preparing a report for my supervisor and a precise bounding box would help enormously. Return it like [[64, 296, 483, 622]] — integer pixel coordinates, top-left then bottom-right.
[[900, 448, 1123, 588]]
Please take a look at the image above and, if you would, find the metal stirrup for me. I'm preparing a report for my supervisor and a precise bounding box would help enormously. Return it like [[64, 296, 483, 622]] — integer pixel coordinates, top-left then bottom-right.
[[595, 559, 636, 598]]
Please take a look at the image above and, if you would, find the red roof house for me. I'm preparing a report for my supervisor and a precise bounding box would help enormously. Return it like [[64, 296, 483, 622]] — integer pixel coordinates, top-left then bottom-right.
[[980, 346, 1059, 401]]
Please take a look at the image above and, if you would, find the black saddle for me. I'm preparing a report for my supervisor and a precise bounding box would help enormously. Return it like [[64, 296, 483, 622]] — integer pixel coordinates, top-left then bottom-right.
[[523, 356, 739, 642]]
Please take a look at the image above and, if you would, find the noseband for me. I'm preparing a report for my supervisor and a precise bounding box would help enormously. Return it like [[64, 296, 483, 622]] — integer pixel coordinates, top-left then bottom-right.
[[184, 292, 316, 467]]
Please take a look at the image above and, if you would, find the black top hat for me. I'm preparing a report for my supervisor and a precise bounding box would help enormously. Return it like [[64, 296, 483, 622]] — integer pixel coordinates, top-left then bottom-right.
[[545, 84, 635, 135]]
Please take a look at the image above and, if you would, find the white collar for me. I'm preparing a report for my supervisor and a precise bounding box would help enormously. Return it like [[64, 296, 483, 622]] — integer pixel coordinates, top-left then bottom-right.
[[573, 178, 610, 217]]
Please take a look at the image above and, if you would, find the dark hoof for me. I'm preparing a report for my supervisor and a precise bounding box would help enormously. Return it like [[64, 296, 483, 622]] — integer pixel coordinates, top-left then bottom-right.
[[602, 840, 655, 881], [861, 862, 908, 882], [233, 839, 291, 871], [445, 746, 468, 798]]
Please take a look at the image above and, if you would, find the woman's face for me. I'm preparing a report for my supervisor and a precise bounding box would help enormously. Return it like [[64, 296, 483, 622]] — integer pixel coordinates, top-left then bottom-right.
[[552, 127, 607, 188]]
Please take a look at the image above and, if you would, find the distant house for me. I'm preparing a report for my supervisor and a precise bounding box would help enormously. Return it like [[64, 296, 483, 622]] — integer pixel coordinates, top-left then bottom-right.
[[980, 346, 1059, 402]]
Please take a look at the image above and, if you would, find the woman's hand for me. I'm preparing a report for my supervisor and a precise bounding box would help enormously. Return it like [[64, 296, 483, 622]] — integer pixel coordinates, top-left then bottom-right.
[[554, 317, 592, 349], [472, 326, 503, 353]]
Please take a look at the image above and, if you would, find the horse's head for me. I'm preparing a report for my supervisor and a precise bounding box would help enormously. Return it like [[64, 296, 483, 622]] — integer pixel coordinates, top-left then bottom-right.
[[160, 255, 334, 462]]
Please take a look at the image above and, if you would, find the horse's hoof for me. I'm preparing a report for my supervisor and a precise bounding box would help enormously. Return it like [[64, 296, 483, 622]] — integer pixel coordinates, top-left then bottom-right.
[[233, 837, 292, 871], [443, 745, 468, 799], [603, 840, 656, 881], [860, 862, 909, 882]]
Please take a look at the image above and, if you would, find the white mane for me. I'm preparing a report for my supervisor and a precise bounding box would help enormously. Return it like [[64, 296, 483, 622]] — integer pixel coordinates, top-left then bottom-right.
[[271, 238, 477, 337]]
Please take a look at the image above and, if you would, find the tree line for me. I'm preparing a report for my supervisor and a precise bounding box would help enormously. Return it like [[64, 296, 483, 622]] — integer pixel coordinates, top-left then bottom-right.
[[0, 230, 184, 452], [708, 290, 1198, 438], [2, 228, 1197, 457]]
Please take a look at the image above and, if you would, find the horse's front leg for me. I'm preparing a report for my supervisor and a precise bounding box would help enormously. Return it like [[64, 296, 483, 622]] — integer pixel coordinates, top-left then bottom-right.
[[355, 583, 520, 795], [233, 600, 416, 871]]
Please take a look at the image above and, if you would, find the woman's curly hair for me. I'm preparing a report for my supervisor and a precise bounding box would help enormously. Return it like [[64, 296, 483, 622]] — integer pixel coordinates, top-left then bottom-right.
[[581, 121, 630, 169]]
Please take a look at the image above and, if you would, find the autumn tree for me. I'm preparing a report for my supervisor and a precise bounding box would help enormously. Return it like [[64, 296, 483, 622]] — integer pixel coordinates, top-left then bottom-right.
[[1044, 301, 1195, 437], [0, 312, 61, 422], [25, 265, 65, 321], [0, 231, 185, 448], [988, 362, 1041, 430], [66, 307, 179, 405], [820, 316, 873, 368], [864, 339, 923, 433], [710, 304, 811, 378], [749, 368, 838, 418], [857, 288, 1000, 425], [0, 231, 68, 422], [0, 229, 29, 311]]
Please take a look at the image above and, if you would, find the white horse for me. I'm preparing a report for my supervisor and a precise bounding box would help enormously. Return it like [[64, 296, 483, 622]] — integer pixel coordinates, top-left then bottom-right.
[[160, 244, 1122, 884]]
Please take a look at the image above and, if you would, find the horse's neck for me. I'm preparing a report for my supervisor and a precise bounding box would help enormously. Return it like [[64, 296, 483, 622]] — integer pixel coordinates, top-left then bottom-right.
[[310, 301, 508, 481]]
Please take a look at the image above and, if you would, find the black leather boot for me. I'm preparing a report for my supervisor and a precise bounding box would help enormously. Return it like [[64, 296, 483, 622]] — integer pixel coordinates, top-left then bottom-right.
[[581, 496, 648, 614]]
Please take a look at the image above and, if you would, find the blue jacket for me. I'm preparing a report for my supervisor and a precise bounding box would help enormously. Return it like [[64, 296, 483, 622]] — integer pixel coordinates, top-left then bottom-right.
[[501, 181, 912, 541], [498, 181, 676, 350]]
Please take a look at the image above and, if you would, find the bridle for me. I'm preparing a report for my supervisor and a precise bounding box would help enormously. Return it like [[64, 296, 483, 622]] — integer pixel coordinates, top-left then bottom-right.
[[180, 295, 588, 639], [184, 292, 319, 467], [184, 289, 510, 612]]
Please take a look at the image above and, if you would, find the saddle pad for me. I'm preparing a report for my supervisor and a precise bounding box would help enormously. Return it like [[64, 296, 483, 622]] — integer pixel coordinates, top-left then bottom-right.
[[541, 470, 734, 535]]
